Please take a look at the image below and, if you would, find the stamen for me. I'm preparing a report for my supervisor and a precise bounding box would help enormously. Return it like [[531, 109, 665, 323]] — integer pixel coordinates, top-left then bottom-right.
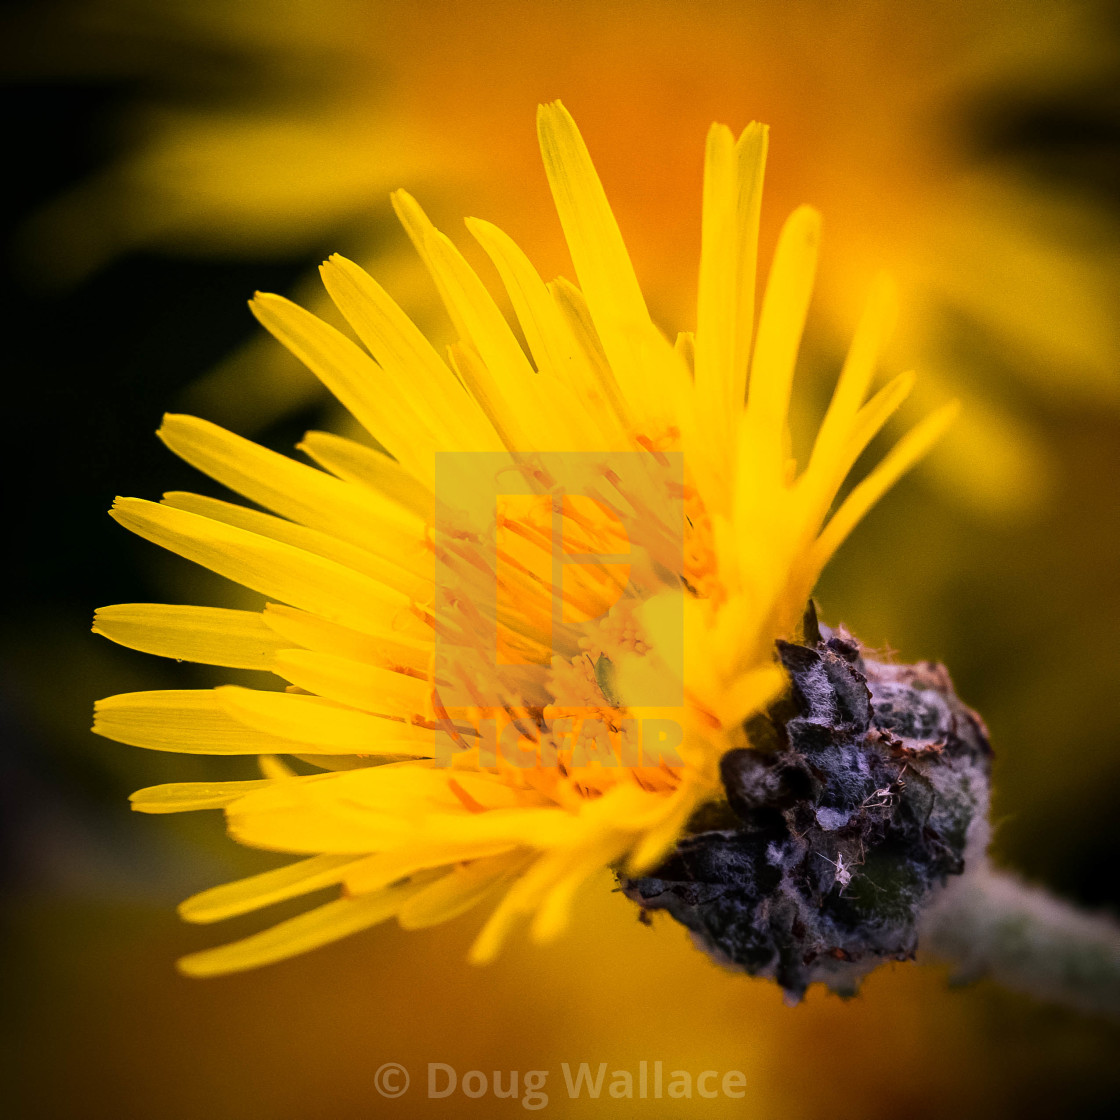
[[447, 778, 488, 815]]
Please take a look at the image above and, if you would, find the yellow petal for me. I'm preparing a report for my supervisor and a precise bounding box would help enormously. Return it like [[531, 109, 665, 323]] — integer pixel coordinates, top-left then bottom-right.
[[179, 853, 363, 924], [129, 778, 274, 813], [397, 853, 530, 930], [537, 101, 651, 404], [627, 783, 708, 874], [160, 490, 425, 599], [413, 808, 579, 851], [250, 291, 435, 482], [318, 253, 499, 452], [227, 796, 416, 854], [810, 401, 961, 576], [468, 854, 552, 964], [390, 189, 474, 345], [261, 603, 431, 677], [110, 497, 423, 640], [271, 648, 431, 719], [297, 430, 434, 520], [94, 690, 298, 755], [396, 193, 556, 452], [93, 603, 290, 670], [466, 216, 627, 448], [548, 276, 631, 425], [177, 883, 435, 977], [342, 839, 519, 895], [529, 855, 616, 944], [224, 766, 530, 854], [467, 841, 616, 964], [809, 272, 898, 472], [215, 685, 437, 755], [158, 413, 425, 568], [796, 368, 916, 533], [695, 121, 768, 472], [746, 204, 821, 481], [444, 341, 525, 452]]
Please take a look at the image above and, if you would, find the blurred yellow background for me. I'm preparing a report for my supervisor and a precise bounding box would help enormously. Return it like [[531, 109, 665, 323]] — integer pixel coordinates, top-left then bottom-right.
[[3, 1, 1120, 1116]]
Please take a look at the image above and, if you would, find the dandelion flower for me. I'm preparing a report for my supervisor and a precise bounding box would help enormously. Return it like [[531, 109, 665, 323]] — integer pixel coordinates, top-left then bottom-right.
[[92, 103, 955, 977]]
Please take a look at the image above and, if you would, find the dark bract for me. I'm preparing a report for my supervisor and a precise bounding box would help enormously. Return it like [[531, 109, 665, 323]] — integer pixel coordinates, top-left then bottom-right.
[[621, 621, 991, 1000]]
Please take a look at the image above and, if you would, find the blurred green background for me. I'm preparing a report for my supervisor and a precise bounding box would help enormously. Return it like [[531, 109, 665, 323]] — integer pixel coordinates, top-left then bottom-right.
[[2, 1, 1120, 1117]]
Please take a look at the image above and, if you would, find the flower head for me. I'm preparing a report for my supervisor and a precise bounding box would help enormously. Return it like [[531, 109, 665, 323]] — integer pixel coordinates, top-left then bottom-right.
[[93, 102, 954, 976]]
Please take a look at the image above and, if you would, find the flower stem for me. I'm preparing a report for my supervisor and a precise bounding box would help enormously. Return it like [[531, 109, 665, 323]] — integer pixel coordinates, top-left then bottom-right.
[[920, 860, 1120, 1020]]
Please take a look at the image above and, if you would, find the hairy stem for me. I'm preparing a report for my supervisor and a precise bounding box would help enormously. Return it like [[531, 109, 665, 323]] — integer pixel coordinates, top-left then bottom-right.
[[919, 860, 1120, 1020]]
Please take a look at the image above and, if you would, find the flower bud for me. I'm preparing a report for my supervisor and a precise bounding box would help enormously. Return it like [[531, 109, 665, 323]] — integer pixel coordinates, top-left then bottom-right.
[[622, 617, 991, 1001]]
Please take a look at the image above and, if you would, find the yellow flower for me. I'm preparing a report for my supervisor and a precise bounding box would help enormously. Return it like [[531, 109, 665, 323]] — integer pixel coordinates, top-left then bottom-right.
[[92, 103, 954, 977]]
